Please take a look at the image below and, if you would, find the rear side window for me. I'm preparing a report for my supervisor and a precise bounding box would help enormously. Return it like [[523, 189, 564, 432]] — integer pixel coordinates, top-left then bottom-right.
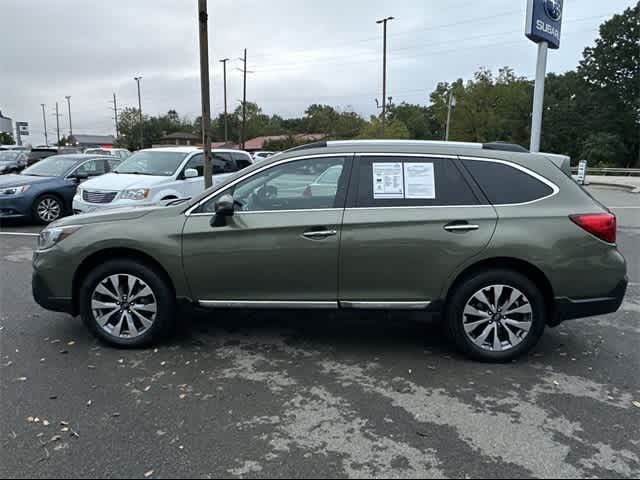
[[355, 156, 478, 207], [463, 160, 554, 205], [212, 152, 237, 174]]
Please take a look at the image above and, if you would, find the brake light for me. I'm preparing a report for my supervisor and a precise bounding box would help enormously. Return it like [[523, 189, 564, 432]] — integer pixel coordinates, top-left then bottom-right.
[[570, 213, 617, 244]]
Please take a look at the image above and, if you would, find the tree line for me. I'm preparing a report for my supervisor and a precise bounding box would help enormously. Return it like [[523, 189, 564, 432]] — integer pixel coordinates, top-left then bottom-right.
[[114, 4, 638, 167]]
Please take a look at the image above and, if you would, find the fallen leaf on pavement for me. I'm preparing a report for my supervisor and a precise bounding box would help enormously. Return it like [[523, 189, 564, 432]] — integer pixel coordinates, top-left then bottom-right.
[[67, 341, 75, 346], [144, 470, 154, 478], [16, 377, 27, 382], [633, 401, 640, 409]]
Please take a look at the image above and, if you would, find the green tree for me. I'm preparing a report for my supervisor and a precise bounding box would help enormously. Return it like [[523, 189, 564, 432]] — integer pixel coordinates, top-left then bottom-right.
[[0, 132, 15, 144], [580, 133, 629, 167], [358, 117, 411, 139], [578, 3, 640, 166]]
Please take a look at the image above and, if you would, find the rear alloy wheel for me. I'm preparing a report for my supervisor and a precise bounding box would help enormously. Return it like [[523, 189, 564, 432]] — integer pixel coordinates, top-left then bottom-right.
[[34, 195, 63, 224], [446, 269, 546, 362], [80, 259, 175, 348]]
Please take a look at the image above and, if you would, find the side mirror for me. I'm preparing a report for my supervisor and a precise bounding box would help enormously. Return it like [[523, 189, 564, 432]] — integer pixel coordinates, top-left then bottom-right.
[[210, 194, 235, 227], [184, 168, 199, 179], [71, 172, 89, 182]]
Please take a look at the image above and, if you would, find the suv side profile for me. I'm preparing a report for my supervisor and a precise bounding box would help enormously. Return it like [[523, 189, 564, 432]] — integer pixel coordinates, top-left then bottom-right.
[[32, 141, 627, 362]]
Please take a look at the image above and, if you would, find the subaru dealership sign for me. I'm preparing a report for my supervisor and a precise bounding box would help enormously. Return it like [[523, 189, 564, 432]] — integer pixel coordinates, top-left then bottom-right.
[[526, 0, 563, 49]]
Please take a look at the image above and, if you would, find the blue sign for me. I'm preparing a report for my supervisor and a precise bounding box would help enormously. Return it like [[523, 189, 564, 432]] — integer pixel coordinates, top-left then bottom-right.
[[525, 0, 563, 49]]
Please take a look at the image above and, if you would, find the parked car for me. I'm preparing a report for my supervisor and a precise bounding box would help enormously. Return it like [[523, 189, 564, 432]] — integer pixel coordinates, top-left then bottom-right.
[[0, 154, 115, 224], [252, 151, 279, 163], [0, 145, 27, 151], [32, 140, 627, 361], [72, 147, 253, 214], [0, 150, 29, 174], [26, 148, 59, 166], [84, 148, 131, 160]]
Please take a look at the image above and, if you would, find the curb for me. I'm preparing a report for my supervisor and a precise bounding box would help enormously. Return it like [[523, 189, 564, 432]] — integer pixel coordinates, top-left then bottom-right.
[[588, 181, 640, 194]]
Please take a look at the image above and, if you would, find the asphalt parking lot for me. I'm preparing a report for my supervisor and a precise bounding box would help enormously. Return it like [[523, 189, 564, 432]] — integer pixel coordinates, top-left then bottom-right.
[[1, 186, 638, 479]]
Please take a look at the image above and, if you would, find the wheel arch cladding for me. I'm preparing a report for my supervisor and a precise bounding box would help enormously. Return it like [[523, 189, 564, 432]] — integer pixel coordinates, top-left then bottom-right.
[[72, 248, 176, 315], [445, 257, 556, 324]]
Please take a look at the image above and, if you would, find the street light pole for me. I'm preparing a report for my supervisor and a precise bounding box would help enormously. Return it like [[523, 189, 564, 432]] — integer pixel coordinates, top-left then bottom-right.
[[41, 104, 48, 147], [198, 0, 213, 188], [65, 96, 73, 139], [54, 102, 61, 146], [134, 77, 143, 150], [445, 90, 456, 142], [220, 58, 230, 144], [241, 48, 247, 150], [376, 16, 394, 134]]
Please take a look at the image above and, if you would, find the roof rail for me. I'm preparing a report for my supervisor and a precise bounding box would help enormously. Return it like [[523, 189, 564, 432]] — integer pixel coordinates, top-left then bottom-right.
[[283, 139, 530, 153]]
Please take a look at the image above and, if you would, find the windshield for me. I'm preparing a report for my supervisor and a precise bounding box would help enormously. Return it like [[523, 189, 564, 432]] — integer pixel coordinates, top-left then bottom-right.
[[0, 151, 20, 162], [114, 151, 189, 176], [22, 155, 79, 177]]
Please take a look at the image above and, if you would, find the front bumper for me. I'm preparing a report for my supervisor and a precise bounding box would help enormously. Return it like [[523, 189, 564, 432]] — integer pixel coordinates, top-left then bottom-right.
[[32, 270, 74, 315], [0, 195, 31, 219], [553, 277, 628, 324]]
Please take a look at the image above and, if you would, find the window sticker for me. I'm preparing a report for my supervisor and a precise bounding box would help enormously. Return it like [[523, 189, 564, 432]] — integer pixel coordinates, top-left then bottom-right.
[[403, 162, 436, 199], [372, 162, 404, 199]]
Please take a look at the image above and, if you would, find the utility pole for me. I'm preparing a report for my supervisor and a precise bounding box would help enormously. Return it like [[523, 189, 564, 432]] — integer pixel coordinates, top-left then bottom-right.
[[219, 58, 230, 143], [41, 104, 48, 147], [53, 102, 62, 146], [376, 16, 394, 134], [134, 77, 144, 150], [198, 0, 213, 188], [65, 96, 73, 139], [111, 93, 119, 138], [445, 90, 456, 142], [239, 49, 248, 150]]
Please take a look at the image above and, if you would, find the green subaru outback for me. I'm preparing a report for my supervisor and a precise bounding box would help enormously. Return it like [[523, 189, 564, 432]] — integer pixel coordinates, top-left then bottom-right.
[[32, 141, 628, 362]]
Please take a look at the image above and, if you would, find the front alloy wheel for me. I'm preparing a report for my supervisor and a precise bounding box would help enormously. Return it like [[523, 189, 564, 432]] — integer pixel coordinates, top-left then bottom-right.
[[91, 274, 157, 339], [35, 196, 63, 224]]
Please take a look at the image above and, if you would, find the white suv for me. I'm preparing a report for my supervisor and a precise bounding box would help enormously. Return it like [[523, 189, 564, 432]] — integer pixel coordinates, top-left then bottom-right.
[[72, 147, 252, 214]]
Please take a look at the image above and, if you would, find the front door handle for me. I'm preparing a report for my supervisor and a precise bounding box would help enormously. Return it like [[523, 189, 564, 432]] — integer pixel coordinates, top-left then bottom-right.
[[302, 229, 338, 240], [444, 222, 480, 233]]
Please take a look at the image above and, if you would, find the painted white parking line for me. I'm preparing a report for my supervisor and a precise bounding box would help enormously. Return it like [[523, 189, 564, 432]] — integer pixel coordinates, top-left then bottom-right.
[[0, 232, 40, 237]]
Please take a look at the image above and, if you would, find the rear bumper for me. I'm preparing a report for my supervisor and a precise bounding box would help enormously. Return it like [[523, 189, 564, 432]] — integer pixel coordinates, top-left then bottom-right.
[[553, 277, 628, 324], [32, 270, 74, 315]]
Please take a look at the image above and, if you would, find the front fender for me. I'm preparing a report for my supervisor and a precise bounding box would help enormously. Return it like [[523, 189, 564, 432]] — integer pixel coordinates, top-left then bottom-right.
[[151, 188, 184, 205]]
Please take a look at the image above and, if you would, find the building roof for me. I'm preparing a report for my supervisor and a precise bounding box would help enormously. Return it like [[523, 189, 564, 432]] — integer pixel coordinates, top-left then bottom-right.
[[244, 134, 325, 150], [160, 132, 200, 141], [72, 134, 116, 145]]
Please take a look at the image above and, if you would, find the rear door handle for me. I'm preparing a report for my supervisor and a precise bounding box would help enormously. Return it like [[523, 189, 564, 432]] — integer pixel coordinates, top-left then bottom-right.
[[302, 229, 338, 240], [444, 222, 480, 232]]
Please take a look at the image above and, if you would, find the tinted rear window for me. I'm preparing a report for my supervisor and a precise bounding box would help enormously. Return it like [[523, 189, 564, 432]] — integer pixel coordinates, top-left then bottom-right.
[[462, 160, 554, 205]]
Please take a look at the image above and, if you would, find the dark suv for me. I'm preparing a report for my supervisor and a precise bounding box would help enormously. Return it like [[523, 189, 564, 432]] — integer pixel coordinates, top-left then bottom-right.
[[32, 141, 627, 362]]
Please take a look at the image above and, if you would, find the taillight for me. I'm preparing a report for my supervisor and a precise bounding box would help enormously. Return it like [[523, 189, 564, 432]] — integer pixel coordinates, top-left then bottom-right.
[[570, 213, 617, 244]]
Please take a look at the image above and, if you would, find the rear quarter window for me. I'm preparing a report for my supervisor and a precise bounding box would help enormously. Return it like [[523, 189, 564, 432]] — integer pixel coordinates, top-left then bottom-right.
[[462, 159, 555, 205]]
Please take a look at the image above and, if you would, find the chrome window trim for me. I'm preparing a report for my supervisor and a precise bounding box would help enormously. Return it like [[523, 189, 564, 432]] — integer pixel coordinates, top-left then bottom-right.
[[188, 208, 343, 217], [185, 153, 350, 217], [198, 300, 337, 309]]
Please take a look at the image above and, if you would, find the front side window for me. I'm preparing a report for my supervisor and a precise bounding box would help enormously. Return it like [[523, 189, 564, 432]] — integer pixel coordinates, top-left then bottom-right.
[[183, 154, 204, 177], [114, 151, 189, 176], [74, 159, 110, 177], [462, 159, 554, 205], [233, 153, 252, 170], [198, 156, 347, 213], [355, 156, 478, 207]]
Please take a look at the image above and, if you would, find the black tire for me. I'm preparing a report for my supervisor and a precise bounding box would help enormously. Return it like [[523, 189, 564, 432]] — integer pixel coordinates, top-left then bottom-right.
[[79, 259, 176, 348], [32, 194, 64, 225], [445, 269, 547, 362]]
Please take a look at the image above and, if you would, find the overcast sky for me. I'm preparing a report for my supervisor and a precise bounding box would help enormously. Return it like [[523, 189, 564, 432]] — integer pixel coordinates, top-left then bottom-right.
[[1, 0, 635, 145]]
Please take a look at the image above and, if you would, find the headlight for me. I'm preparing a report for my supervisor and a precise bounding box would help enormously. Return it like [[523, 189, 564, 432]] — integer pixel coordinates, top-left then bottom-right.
[[37, 225, 83, 251], [120, 188, 150, 201], [1, 185, 30, 195]]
